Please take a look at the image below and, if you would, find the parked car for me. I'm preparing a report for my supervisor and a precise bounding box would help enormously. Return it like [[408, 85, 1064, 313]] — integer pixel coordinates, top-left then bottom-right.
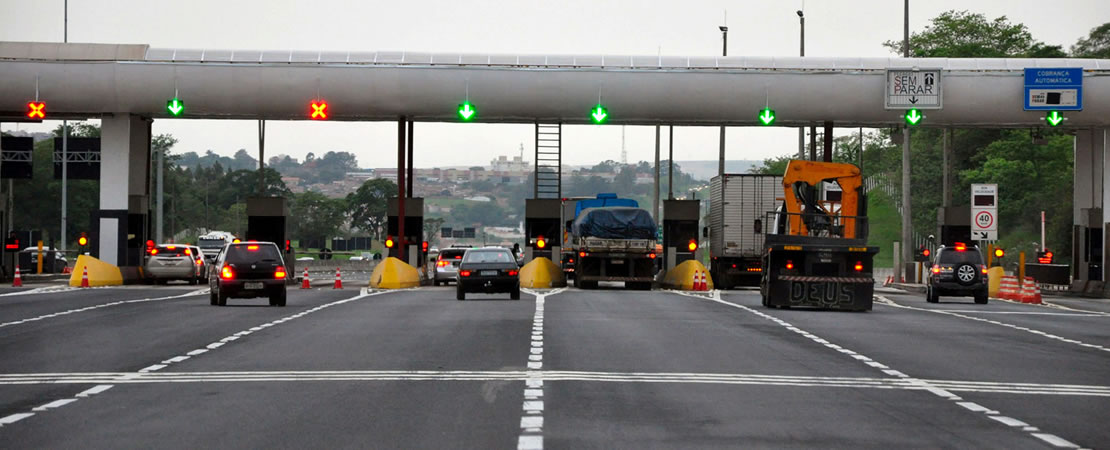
[[456, 247, 520, 300], [184, 245, 209, 283], [209, 241, 288, 307], [926, 243, 989, 304], [145, 244, 203, 285]]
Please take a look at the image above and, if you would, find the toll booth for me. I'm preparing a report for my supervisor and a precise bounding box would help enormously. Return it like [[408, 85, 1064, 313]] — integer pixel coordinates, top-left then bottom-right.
[[1074, 208, 1103, 282], [524, 199, 561, 264], [663, 199, 700, 271], [246, 196, 295, 281], [387, 197, 425, 268], [89, 194, 150, 281]]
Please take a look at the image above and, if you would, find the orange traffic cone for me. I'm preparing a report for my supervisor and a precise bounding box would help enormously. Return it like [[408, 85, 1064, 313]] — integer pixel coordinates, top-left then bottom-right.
[[700, 271, 709, 291], [333, 267, 343, 289], [690, 271, 699, 291], [80, 266, 90, 288], [12, 267, 22, 287], [301, 267, 311, 289]]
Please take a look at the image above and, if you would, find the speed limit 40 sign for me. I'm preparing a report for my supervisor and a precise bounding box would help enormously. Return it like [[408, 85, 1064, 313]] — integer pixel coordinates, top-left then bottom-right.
[[971, 184, 998, 241]]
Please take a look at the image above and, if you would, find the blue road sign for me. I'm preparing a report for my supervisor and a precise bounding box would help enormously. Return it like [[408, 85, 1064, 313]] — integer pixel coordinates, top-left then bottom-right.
[[1024, 68, 1083, 111]]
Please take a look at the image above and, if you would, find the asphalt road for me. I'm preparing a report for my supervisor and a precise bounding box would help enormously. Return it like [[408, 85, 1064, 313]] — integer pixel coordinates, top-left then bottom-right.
[[0, 283, 1107, 448]]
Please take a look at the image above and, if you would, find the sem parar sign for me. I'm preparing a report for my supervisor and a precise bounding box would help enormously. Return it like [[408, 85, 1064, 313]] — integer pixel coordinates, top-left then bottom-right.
[[885, 69, 942, 110]]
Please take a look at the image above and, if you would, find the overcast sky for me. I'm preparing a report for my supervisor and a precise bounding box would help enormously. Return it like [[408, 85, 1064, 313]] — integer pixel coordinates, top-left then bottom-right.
[[1, 0, 1106, 168]]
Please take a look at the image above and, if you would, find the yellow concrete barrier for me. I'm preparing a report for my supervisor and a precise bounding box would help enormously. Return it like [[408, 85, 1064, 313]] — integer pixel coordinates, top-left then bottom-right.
[[369, 257, 421, 289], [987, 266, 1005, 297], [69, 255, 123, 287], [662, 260, 715, 291], [519, 257, 566, 289]]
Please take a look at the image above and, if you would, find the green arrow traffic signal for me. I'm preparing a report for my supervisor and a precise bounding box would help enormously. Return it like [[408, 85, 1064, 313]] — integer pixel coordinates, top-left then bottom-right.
[[166, 98, 185, 117], [1046, 110, 1064, 127], [758, 108, 776, 126], [457, 101, 476, 121], [590, 104, 608, 124], [904, 108, 923, 126]]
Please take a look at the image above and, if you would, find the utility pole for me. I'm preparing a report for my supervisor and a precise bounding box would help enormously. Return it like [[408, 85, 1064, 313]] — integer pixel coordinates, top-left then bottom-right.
[[797, 8, 806, 160], [60, 0, 69, 251], [156, 137, 164, 242], [718, 21, 728, 177], [653, 125, 661, 221], [900, 0, 913, 279]]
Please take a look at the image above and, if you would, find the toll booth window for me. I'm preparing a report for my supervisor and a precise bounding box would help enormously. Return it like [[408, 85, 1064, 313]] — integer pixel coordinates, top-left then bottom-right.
[[464, 250, 514, 263], [973, 195, 995, 206], [939, 250, 982, 264], [225, 244, 282, 263]]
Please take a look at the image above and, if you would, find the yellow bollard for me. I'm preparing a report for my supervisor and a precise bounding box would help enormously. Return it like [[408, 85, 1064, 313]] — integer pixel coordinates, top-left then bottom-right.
[[1018, 252, 1025, 288], [36, 240, 44, 274]]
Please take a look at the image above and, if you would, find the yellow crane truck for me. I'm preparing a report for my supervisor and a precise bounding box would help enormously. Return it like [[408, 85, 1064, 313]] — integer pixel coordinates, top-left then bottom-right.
[[760, 160, 879, 311]]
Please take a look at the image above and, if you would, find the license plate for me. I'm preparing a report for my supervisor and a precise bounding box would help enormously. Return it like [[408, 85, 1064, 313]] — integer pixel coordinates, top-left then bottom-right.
[[481, 270, 498, 276], [244, 282, 264, 290], [612, 259, 625, 264]]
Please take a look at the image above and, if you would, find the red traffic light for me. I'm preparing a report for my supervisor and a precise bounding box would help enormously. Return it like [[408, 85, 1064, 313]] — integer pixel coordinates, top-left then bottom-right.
[[422, 241, 429, 252], [1037, 250, 1054, 264], [26, 101, 45, 119], [78, 235, 88, 246], [994, 248, 1005, 258], [536, 236, 546, 249], [385, 237, 395, 248], [687, 239, 698, 252], [310, 100, 328, 120], [285, 239, 291, 252], [922, 248, 930, 257]]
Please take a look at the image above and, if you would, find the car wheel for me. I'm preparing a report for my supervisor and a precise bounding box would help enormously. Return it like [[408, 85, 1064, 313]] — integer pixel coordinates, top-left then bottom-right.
[[274, 290, 287, 307], [456, 287, 465, 301], [217, 288, 228, 306], [189, 277, 198, 286], [926, 286, 939, 303], [511, 287, 520, 300], [210, 290, 218, 306]]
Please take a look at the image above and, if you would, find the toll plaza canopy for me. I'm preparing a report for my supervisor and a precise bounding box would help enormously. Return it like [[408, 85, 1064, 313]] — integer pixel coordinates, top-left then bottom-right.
[[1, 41, 1109, 127]]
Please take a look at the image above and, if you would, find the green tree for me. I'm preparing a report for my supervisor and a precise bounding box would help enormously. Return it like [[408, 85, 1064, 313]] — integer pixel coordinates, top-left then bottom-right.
[[347, 178, 397, 240], [291, 191, 347, 245], [884, 10, 1038, 57], [1072, 23, 1110, 58]]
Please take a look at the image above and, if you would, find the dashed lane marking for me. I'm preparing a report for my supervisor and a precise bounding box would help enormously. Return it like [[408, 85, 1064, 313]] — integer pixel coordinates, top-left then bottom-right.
[[515, 287, 564, 450], [0, 286, 79, 297], [0, 289, 209, 329], [681, 290, 1084, 449], [878, 296, 1110, 354], [0, 288, 389, 431]]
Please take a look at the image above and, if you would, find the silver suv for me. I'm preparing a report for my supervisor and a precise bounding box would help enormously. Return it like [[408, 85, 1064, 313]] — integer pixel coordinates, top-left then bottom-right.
[[926, 243, 988, 304]]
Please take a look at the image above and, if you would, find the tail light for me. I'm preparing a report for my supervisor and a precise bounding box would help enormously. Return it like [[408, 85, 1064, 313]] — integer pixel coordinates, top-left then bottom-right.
[[648, 253, 656, 259], [150, 248, 159, 255], [220, 266, 235, 280], [931, 266, 941, 274], [436, 260, 448, 267], [166, 245, 176, 250], [854, 262, 863, 272], [460, 270, 471, 277], [195, 258, 203, 266], [579, 251, 587, 258], [981, 265, 988, 274], [507, 270, 519, 276], [568, 258, 575, 263], [785, 260, 794, 270], [184, 248, 192, 255], [247, 245, 259, 251], [274, 268, 287, 279]]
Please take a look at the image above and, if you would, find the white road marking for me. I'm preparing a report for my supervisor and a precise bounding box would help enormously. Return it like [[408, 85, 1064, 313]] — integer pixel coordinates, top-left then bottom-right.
[[1032, 433, 1080, 448], [935, 310, 1106, 317], [75, 384, 113, 397], [692, 291, 1087, 449], [878, 296, 1110, 354], [516, 289, 564, 450], [0, 289, 208, 329], [138, 364, 166, 373], [0, 413, 34, 425], [989, 416, 1029, 427], [0, 286, 79, 297], [32, 398, 77, 411]]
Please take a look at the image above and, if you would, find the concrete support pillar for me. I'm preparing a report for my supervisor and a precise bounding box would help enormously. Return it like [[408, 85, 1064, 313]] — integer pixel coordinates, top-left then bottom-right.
[[98, 114, 151, 267], [1073, 129, 1105, 282]]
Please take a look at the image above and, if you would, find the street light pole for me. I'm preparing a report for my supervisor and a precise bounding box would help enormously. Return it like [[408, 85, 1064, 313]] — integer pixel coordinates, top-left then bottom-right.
[[900, 0, 913, 279], [718, 24, 728, 178], [60, 0, 68, 251], [797, 9, 806, 160]]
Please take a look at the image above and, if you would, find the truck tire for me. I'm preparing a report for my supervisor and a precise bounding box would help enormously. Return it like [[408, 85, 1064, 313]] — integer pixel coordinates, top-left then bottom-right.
[[926, 287, 939, 303]]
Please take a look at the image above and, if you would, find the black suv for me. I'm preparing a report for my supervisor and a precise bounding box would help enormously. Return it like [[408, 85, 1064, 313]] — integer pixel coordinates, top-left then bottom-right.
[[209, 241, 289, 307], [926, 243, 988, 304]]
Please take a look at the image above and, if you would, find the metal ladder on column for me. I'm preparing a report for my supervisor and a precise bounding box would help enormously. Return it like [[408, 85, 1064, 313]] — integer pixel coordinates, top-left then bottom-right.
[[534, 123, 562, 199]]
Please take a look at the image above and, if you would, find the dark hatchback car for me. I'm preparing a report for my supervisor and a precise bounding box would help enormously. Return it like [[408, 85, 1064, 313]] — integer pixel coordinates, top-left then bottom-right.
[[456, 247, 520, 301], [209, 241, 288, 307], [926, 243, 989, 304]]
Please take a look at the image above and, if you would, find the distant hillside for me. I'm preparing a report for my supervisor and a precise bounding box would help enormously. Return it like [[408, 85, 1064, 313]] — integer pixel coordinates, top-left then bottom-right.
[[676, 160, 761, 180]]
